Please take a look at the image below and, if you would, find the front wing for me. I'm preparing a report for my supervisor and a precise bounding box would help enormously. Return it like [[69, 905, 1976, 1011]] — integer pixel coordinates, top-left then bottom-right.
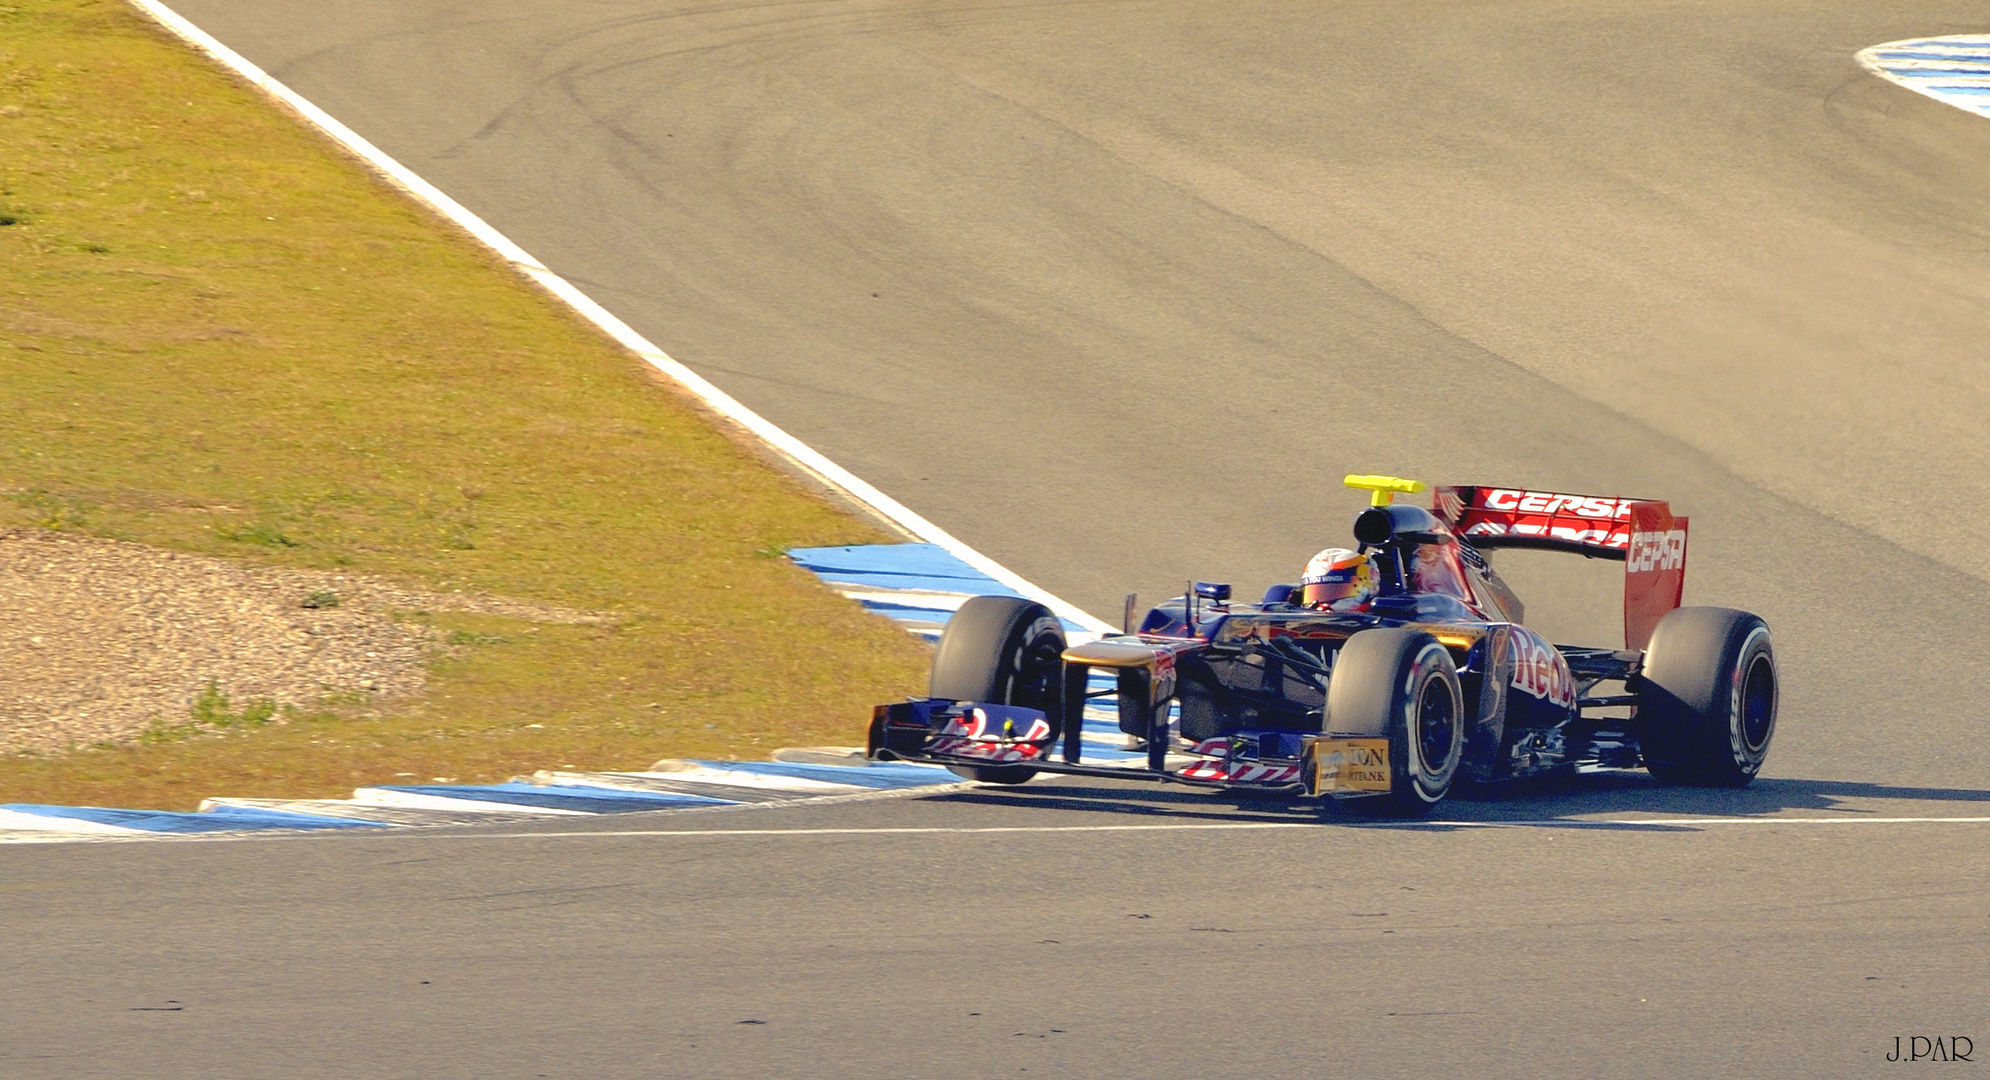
[[868, 698, 1392, 799]]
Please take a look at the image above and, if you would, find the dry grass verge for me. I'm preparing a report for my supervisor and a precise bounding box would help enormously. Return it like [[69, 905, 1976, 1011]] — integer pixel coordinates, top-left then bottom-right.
[[0, 0, 932, 808]]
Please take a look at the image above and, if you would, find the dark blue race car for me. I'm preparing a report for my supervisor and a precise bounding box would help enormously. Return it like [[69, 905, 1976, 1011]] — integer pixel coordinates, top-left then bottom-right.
[[868, 475, 1778, 817]]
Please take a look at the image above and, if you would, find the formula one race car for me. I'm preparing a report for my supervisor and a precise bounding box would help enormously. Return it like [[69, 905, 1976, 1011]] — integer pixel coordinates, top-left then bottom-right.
[[868, 475, 1778, 816]]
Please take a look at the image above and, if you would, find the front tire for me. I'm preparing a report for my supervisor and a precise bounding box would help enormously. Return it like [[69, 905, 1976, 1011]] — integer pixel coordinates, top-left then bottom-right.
[[1638, 607, 1777, 787], [929, 595, 1067, 784], [1326, 629, 1465, 817]]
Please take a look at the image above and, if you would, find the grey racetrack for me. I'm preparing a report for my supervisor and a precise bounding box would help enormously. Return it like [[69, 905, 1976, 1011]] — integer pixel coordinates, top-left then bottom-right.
[[8, 1, 1990, 1076]]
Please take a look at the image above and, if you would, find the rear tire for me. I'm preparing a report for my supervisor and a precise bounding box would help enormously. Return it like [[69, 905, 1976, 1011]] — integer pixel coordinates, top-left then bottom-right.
[[1638, 607, 1777, 787], [1327, 629, 1465, 817], [929, 595, 1067, 784]]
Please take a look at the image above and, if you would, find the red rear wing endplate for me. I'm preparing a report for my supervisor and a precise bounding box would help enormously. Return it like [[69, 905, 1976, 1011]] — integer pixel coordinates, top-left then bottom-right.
[[1432, 486, 1687, 651]]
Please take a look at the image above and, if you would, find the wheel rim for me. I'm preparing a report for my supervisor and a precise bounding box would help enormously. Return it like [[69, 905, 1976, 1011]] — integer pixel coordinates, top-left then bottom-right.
[[1005, 628, 1065, 713], [1415, 675, 1458, 777], [1739, 652, 1776, 753]]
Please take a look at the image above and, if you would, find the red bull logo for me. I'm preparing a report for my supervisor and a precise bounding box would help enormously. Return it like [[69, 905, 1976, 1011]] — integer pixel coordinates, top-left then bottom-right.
[[1508, 629, 1575, 710]]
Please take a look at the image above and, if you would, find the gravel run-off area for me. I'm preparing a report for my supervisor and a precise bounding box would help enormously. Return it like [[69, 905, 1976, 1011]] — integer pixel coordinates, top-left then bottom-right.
[[0, 528, 602, 755]]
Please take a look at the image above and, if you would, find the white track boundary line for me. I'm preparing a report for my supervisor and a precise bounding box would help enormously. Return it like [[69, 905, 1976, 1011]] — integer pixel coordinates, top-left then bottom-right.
[[425, 815, 1990, 839], [124, 0, 1113, 636]]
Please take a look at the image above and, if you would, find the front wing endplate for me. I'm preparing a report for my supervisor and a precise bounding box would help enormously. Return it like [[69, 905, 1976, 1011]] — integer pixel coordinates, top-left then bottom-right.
[[1312, 738, 1391, 795]]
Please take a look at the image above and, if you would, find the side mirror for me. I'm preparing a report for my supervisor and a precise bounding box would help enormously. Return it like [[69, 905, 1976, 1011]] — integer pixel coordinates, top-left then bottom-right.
[[1193, 581, 1231, 602]]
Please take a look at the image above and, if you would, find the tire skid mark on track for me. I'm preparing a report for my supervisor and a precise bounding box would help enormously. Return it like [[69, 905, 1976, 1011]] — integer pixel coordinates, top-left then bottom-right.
[[119, 0, 1112, 635]]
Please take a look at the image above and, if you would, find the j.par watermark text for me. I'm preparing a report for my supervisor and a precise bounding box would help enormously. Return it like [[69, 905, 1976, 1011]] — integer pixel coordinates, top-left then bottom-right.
[[1888, 1036, 1973, 1063]]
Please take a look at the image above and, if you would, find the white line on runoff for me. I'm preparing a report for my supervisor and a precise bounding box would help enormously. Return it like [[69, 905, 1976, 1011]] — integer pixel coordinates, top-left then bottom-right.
[[123, 0, 1113, 635], [429, 815, 1990, 840]]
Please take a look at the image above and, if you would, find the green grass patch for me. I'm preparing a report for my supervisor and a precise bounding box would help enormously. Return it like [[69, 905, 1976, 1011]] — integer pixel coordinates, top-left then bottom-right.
[[0, 0, 932, 809], [189, 681, 278, 729]]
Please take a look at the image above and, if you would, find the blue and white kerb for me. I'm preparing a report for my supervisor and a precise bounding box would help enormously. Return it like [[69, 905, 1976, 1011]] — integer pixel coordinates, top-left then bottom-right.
[[1859, 35, 1990, 119]]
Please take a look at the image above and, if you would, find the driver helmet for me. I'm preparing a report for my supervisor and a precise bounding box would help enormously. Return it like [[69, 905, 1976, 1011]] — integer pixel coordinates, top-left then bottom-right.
[[1300, 547, 1377, 608]]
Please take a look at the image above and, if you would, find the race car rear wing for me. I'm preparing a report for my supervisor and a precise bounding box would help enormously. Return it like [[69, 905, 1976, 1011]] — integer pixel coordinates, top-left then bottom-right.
[[1432, 485, 1687, 651]]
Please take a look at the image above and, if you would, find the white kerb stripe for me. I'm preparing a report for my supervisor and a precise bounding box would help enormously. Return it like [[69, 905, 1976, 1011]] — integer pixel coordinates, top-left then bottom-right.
[[347, 789, 590, 815], [834, 590, 977, 611], [123, 0, 1113, 636], [0, 809, 142, 834], [614, 767, 868, 792]]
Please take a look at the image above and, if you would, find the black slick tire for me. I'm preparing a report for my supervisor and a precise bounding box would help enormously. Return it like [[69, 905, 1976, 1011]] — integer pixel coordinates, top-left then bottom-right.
[[929, 595, 1067, 784], [1327, 628, 1465, 817], [1638, 606, 1777, 787]]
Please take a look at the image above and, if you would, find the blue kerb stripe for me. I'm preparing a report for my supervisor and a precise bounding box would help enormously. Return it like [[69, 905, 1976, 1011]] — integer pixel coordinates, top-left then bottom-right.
[[512, 781, 740, 804], [788, 544, 1021, 596], [377, 783, 735, 812], [1874, 51, 1990, 60], [860, 601, 1089, 630], [1888, 68, 1990, 78], [197, 805, 390, 828], [793, 544, 1104, 641], [2, 803, 381, 832], [684, 759, 957, 789], [856, 600, 956, 624]]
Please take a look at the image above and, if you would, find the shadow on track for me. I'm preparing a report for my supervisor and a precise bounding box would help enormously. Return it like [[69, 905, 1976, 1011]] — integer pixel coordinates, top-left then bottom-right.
[[924, 773, 1990, 832]]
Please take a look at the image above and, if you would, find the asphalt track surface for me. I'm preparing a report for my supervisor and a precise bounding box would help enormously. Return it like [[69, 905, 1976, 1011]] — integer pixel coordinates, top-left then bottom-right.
[[8, 1, 1990, 1076]]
